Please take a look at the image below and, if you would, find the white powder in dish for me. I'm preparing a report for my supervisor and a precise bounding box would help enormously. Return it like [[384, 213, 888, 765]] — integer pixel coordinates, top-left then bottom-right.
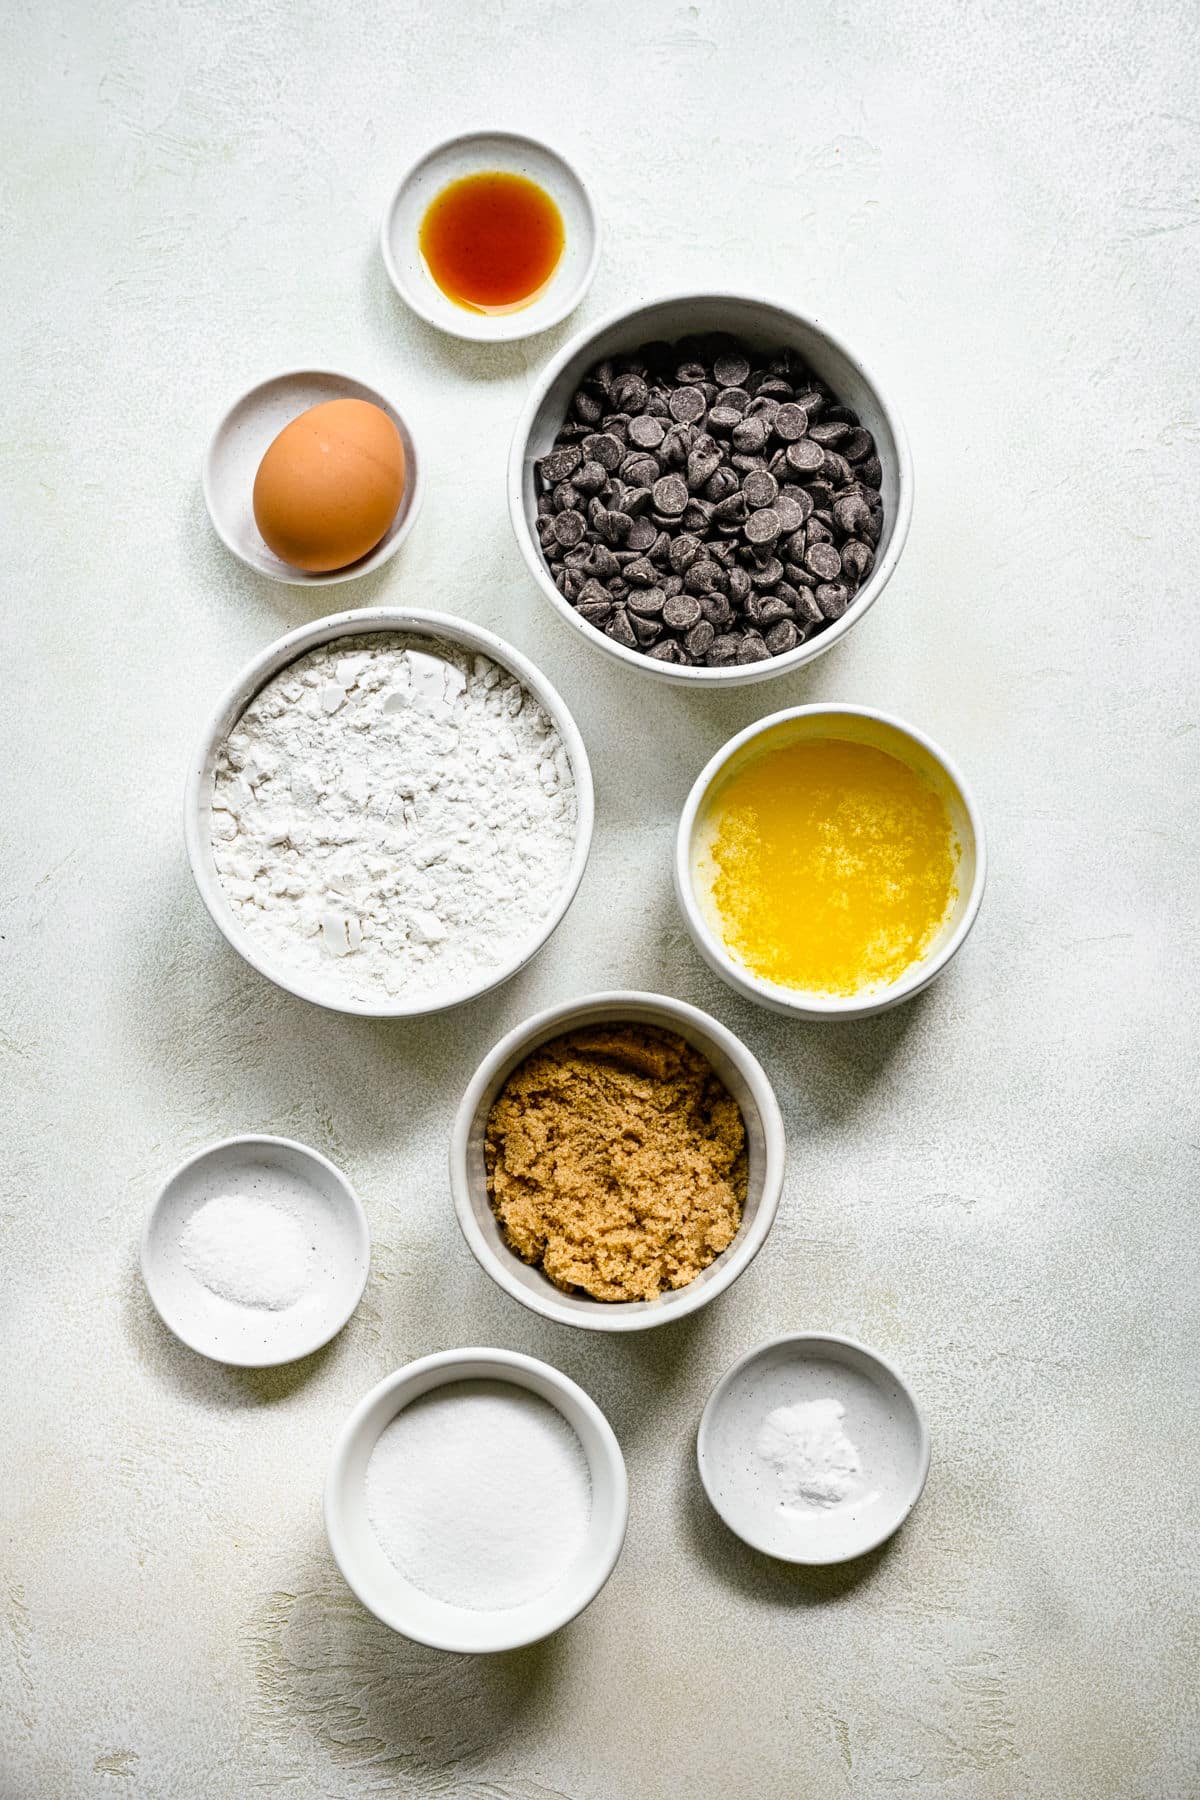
[[755, 1396, 861, 1507], [179, 1191, 314, 1310], [365, 1381, 592, 1612], [210, 634, 578, 1006]]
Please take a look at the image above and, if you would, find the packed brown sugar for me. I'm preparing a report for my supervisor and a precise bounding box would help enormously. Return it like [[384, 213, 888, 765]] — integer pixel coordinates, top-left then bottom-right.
[[484, 1023, 747, 1302]]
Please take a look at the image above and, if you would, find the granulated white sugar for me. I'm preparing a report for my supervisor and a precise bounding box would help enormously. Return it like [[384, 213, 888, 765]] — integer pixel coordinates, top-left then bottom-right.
[[365, 1380, 592, 1611]]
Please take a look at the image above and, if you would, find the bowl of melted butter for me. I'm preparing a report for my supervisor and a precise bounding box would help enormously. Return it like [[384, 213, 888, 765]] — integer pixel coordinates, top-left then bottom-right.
[[676, 705, 987, 1019]]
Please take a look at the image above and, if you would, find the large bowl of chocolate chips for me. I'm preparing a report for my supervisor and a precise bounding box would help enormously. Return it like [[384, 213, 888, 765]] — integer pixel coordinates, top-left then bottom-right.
[[509, 293, 912, 684]]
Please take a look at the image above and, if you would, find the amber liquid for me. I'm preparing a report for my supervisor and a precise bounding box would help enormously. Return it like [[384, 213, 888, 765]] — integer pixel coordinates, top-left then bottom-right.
[[419, 171, 565, 314]]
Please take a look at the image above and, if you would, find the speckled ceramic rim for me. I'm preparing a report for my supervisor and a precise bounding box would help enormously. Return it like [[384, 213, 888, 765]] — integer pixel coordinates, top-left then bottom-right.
[[675, 703, 988, 1020], [139, 1133, 370, 1368], [380, 130, 601, 342], [697, 1332, 932, 1565], [184, 606, 595, 1018], [201, 367, 425, 586], [450, 990, 786, 1332], [507, 290, 913, 685], [324, 1348, 629, 1652]]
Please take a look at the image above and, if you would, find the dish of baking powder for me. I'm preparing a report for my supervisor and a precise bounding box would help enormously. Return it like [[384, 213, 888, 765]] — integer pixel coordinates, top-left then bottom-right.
[[755, 1396, 861, 1507], [210, 634, 577, 1005], [365, 1380, 592, 1611]]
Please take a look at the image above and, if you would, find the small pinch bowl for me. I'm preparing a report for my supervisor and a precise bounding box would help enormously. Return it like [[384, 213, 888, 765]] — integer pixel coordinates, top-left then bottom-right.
[[451, 991, 786, 1332], [698, 1333, 930, 1565], [202, 368, 423, 585], [508, 291, 912, 686], [140, 1134, 370, 1367], [676, 704, 985, 1020], [676, 704, 986, 1021], [381, 130, 600, 343], [185, 607, 594, 1018], [324, 1348, 628, 1652]]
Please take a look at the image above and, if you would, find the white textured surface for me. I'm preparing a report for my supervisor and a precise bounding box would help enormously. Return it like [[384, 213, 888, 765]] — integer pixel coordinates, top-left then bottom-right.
[[2, 1, 1198, 1795]]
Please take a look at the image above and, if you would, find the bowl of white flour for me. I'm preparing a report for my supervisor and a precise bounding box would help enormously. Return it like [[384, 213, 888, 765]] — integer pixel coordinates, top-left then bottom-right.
[[186, 608, 593, 1015], [324, 1347, 628, 1652]]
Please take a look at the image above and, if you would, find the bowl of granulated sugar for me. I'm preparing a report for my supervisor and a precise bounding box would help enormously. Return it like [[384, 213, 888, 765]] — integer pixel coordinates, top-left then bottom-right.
[[186, 607, 593, 1018], [325, 1348, 628, 1652]]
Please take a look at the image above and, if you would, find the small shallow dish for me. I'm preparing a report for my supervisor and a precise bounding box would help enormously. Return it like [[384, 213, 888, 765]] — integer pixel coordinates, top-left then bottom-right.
[[185, 606, 594, 1018], [451, 991, 785, 1332], [203, 368, 423, 585], [141, 1135, 369, 1367], [325, 1348, 628, 1652], [698, 1333, 930, 1564], [509, 291, 912, 685], [676, 704, 986, 1021], [381, 131, 599, 343]]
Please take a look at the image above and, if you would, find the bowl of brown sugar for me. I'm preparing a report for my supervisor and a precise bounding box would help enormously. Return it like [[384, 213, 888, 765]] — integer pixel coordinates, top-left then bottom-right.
[[450, 992, 786, 1332]]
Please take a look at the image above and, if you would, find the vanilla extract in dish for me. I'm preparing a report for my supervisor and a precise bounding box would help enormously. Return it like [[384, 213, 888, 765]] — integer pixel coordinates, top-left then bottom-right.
[[419, 171, 565, 313]]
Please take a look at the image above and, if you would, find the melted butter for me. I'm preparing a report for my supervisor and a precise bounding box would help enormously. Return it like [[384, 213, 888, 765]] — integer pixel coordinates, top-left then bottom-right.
[[700, 737, 960, 996]]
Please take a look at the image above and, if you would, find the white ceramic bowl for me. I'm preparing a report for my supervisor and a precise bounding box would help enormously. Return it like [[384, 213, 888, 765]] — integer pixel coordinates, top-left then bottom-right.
[[141, 1135, 370, 1366], [451, 991, 786, 1332], [324, 1348, 628, 1652], [185, 607, 594, 1017], [381, 130, 600, 342], [698, 1333, 930, 1564], [676, 704, 987, 1020], [203, 368, 423, 585], [508, 291, 912, 685]]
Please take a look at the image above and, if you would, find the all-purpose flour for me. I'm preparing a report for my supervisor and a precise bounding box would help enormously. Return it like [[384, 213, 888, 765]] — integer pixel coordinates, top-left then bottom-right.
[[365, 1380, 592, 1611], [210, 634, 578, 1005]]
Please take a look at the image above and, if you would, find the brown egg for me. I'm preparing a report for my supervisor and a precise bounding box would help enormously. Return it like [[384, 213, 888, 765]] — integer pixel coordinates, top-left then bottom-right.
[[252, 399, 406, 572]]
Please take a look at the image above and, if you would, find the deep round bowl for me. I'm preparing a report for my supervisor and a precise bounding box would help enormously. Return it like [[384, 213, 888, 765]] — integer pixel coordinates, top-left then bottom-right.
[[675, 704, 986, 1020], [508, 291, 912, 686], [184, 607, 594, 1018], [324, 1348, 628, 1652], [451, 990, 786, 1332], [203, 368, 423, 586]]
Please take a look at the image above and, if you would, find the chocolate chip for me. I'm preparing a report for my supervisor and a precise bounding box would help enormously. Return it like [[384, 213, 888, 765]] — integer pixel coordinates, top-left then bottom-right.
[[842, 427, 874, 462], [629, 586, 666, 617], [742, 469, 779, 509], [574, 461, 606, 496], [765, 620, 801, 655], [652, 473, 689, 517], [805, 543, 842, 581], [628, 414, 666, 450], [732, 415, 768, 455], [631, 613, 663, 646], [713, 491, 749, 530], [680, 498, 715, 533], [669, 386, 707, 424], [664, 593, 702, 631], [687, 437, 722, 490], [735, 633, 770, 664], [842, 539, 874, 583], [707, 405, 742, 436], [584, 433, 624, 472], [785, 439, 824, 474], [605, 608, 637, 648], [700, 591, 734, 626], [577, 598, 613, 628], [623, 452, 661, 487], [552, 510, 586, 548], [539, 445, 582, 485], [626, 516, 657, 552], [647, 639, 686, 664], [706, 634, 741, 666], [816, 583, 852, 620], [834, 493, 872, 536], [611, 373, 649, 413], [744, 506, 781, 546], [772, 403, 808, 442], [704, 466, 741, 504], [675, 360, 707, 385], [573, 389, 603, 425], [712, 352, 750, 387], [809, 420, 851, 447], [625, 556, 657, 585], [668, 532, 702, 573], [686, 619, 716, 658]]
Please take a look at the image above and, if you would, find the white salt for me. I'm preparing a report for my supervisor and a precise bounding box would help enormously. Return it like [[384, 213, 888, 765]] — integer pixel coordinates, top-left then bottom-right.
[[365, 1380, 592, 1611], [179, 1191, 314, 1310]]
